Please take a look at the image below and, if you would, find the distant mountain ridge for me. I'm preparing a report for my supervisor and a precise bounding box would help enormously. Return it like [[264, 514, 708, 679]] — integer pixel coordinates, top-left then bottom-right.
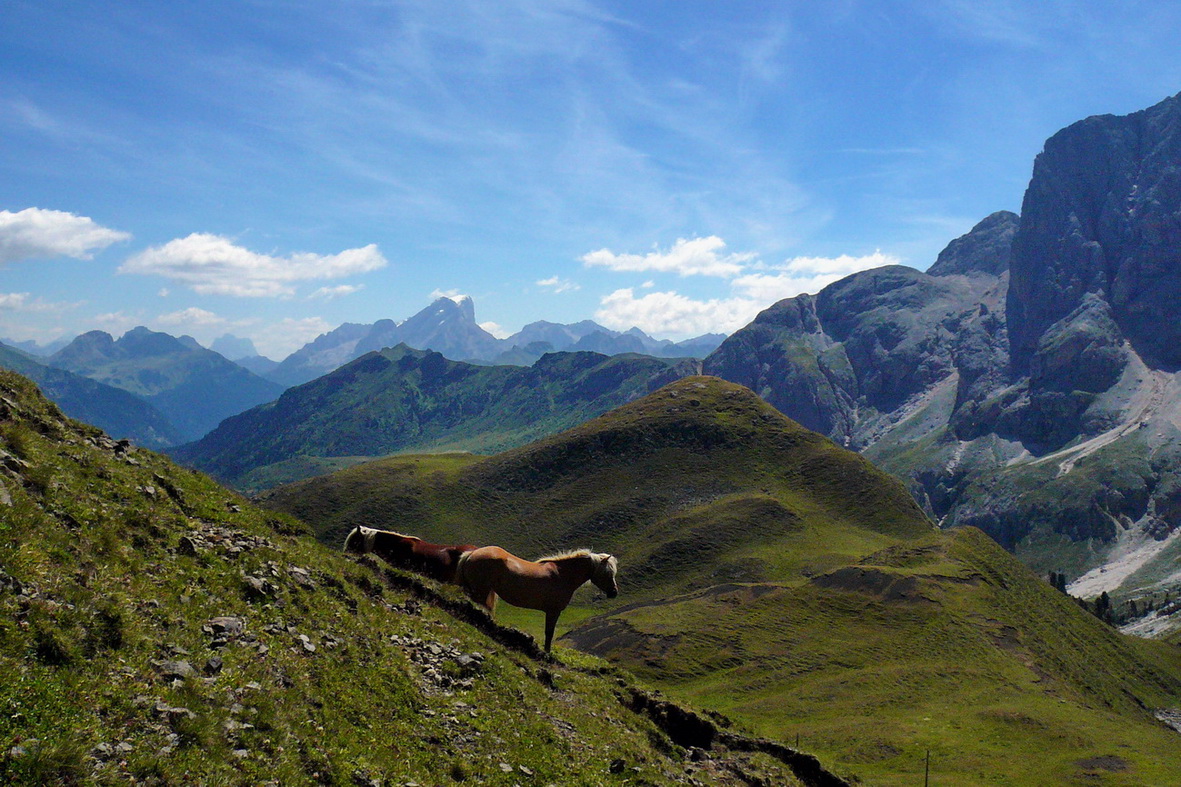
[[0, 341, 179, 448], [702, 92, 1181, 634], [49, 326, 283, 443], [265, 296, 725, 387], [175, 344, 700, 490]]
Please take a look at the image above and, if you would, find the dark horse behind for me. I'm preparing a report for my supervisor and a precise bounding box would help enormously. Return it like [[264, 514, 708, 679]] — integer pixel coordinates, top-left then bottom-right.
[[343, 526, 476, 584]]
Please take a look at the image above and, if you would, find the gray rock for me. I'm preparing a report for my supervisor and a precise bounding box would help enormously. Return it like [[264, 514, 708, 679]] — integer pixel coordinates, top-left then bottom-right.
[[927, 211, 1018, 277]]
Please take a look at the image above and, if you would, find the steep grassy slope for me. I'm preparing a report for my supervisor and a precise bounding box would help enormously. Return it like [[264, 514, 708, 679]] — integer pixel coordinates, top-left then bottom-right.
[[177, 345, 697, 492], [0, 369, 818, 786], [265, 376, 1181, 786], [262, 376, 934, 597], [0, 342, 179, 448]]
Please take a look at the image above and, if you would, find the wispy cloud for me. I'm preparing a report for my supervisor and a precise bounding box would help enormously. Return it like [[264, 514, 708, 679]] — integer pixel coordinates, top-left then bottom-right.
[[582, 237, 754, 278], [308, 284, 363, 300], [536, 276, 580, 293], [595, 288, 760, 337], [479, 321, 510, 339], [155, 306, 228, 328], [252, 316, 335, 360], [0, 208, 130, 265], [0, 292, 81, 313], [120, 234, 387, 297], [592, 246, 898, 337]]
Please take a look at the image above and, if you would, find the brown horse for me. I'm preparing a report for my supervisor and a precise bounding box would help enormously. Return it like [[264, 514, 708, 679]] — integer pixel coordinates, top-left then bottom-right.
[[456, 546, 619, 652], [343, 526, 476, 584]]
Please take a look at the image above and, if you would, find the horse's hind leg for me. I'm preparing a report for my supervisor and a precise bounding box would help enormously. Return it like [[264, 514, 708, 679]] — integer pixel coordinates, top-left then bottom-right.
[[485, 591, 497, 614]]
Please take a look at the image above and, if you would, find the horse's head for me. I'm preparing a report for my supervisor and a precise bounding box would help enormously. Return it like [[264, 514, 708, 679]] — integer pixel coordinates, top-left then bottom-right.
[[591, 553, 619, 599], [343, 526, 378, 554]]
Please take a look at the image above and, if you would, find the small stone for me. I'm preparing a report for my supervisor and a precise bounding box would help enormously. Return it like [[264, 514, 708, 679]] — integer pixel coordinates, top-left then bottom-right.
[[208, 616, 244, 636], [519, 765, 534, 776], [153, 659, 198, 680], [609, 758, 626, 774], [115, 742, 134, 753], [204, 655, 224, 675], [499, 763, 513, 773]]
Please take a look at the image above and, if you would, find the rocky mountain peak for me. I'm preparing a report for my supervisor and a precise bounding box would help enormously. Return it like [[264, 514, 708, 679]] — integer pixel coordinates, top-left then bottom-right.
[[1008, 91, 1181, 371], [926, 210, 1018, 277]]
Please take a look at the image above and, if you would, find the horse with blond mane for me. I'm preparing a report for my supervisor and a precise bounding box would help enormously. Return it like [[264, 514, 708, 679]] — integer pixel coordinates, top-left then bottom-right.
[[456, 546, 619, 652], [343, 526, 476, 584]]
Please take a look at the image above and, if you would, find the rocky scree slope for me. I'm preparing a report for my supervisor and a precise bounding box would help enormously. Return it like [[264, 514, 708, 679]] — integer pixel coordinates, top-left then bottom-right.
[[261, 375, 1181, 786], [704, 92, 1181, 630], [0, 367, 838, 786]]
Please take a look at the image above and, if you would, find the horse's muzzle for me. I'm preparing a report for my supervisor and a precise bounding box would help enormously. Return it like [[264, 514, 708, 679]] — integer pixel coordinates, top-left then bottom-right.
[[607, 589, 618, 599]]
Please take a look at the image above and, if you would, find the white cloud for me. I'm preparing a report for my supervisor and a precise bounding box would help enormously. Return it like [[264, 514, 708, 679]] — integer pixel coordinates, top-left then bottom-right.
[[0, 208, 130, 265], [733, 251, 899, 302], [158, 288, 171, 297], [582, 236, 754, 278], [429, 288, 471, 304], [155, 307, 226, 327], [479, 321, 510, 339], [119, 233, 387, 297], [308, 284, 363, 300], [595, 288, 763, 338], [94, 311, 142, 335], [593, 250, 900, 338], [0, 292, 81, 313], [536, 276, 580, 293], [252, 317, 335, 360]]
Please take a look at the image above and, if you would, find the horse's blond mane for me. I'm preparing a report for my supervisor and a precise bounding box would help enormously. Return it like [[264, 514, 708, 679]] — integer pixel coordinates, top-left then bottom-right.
[[535, 548, 594, 563]]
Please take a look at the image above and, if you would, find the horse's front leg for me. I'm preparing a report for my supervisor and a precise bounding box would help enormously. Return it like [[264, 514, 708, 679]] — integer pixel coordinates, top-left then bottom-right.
[[544, 609, 560, 653]]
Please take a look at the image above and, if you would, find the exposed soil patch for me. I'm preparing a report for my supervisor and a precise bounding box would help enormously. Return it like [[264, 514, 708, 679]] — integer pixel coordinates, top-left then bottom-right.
[[1075, 755, 1130, 772], [810, 567, 929, 604]]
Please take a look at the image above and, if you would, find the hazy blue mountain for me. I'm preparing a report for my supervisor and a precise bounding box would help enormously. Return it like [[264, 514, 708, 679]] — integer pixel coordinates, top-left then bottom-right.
[[266, 300, 725, 386], [0, 336, 72, 357], [49, 326, 283, 443], [0, 340, 180, 447], [210, 333, 259, 360]]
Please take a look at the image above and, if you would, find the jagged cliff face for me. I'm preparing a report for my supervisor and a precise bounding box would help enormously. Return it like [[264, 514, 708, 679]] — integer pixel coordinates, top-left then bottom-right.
[[705, 213, 1013, 450], [1009, 93, 1181, 372], [703, 95, 1181, 624]]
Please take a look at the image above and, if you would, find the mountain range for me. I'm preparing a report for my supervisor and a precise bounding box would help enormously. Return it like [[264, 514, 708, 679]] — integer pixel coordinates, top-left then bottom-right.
[[704, 92, 1181, 632], [48, 326, 284, 443], [262, 375, 1181, 785], [174, 345, 699, 490], [0, 341, 180, 448], [266, 294, 724, 387], [180, 93, 1181, 637]]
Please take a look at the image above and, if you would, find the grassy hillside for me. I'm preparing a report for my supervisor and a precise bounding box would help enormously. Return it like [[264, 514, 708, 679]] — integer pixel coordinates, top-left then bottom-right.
[[0, 368, 824, 786], [176, 345, 697, 492], [261, 376, 933, 594], [265, 376, 1181, 785]]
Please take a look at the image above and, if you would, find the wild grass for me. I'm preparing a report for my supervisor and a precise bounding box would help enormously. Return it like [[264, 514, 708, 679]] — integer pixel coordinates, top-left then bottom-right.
[[264, 376, 1181, 786], [0, 369, 802, 786]]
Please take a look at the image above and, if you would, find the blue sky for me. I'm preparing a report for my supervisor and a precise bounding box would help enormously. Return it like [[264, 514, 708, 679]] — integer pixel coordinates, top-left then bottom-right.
[[2, 1, 1180, 359]]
